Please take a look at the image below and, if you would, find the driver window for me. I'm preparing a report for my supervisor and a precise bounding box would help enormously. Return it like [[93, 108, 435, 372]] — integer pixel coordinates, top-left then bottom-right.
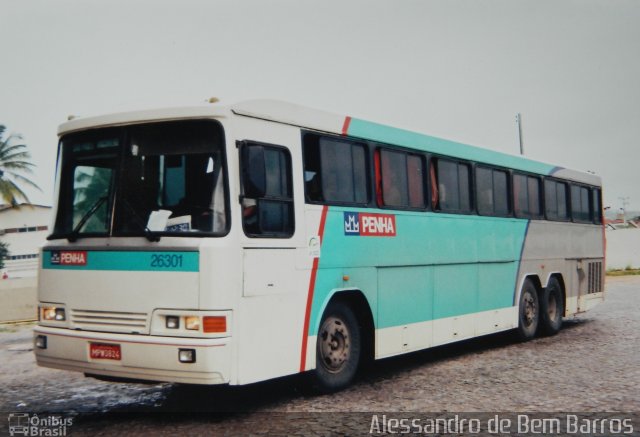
[[241, 143, 294, 237]]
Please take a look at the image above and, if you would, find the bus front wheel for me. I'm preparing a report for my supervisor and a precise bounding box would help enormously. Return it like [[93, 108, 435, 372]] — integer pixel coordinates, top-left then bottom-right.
[[539, 277, 564, 336], [516, 279, 539, 341], [311, 302, 361, 392]]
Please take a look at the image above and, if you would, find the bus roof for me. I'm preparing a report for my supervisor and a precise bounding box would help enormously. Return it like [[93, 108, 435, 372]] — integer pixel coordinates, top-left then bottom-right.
[[57, 99, 600, 186], [232, 100, 601, 187], [57, 105, 227, 136]]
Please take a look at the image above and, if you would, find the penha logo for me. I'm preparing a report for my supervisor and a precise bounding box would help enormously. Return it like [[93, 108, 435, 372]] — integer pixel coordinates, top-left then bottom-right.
[[50, 251, 88, 266], [344, 212, 396, 237]]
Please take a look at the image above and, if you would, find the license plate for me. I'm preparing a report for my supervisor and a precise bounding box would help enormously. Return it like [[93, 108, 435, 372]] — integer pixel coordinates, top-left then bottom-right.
[[90, 343, 121, 360]]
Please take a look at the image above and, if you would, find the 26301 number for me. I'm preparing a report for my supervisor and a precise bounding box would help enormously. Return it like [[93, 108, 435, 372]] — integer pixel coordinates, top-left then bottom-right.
[[150, 254, 183, 268]]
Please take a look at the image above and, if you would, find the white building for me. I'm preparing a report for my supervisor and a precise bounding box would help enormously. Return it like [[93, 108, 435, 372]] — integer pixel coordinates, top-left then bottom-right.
[[606, 227, 640, 270], [0, 204, 52, 278]]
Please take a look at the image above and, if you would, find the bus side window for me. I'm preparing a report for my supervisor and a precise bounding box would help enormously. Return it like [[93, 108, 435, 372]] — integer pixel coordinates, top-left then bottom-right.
[[514, 173, 542, 219], [429, 163, 439, 209], [570, 184, 592, 223], [240, 142, 294, 237], [303, 134, 369, 205], [544, 179, 569, 221], [592, 188, 602, 224], [476, 166, 509, 216], [378, 149, 426, 209], [433, 158, 471, 213]]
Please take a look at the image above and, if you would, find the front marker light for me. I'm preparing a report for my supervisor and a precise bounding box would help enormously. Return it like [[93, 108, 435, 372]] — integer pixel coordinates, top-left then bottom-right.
[[185, 316, 200, 331], [178, 348, 196, 363], [42, 307, 65, 321], [35, 335, 47, 349], [55, 308, 66, 321], [166, 316, 180, 329]]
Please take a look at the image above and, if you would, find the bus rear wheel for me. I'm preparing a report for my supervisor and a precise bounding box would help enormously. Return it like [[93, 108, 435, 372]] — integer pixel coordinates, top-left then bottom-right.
[[539, 277, 564, 336], [311, 302, 361, 393], [516, 279, 539, 341]]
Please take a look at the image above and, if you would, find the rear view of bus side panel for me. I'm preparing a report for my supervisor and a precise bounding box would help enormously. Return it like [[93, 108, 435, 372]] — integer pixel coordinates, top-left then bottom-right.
[[516, 220, 604, 317]]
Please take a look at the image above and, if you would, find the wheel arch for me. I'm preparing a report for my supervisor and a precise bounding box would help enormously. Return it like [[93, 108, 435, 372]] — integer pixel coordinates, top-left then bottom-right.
[[515, 273, 543, 305], [527, 274, 543, 291], [546, 272, 567, 314], [315, 288, 375, 364]]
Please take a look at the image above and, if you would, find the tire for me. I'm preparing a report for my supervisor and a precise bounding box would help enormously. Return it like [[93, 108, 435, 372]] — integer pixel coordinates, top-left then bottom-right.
[[539, 276, 564, 336], [311, 302, 361, 393], [516, 279, 539, 341]]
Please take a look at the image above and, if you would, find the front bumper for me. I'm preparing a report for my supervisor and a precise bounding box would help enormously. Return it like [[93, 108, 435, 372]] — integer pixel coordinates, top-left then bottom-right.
[[33, 326, 231, 385]]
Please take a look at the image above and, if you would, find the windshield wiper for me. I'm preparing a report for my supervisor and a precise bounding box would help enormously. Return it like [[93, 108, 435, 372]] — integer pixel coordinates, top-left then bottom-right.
[[119, 197, 161, 242], [67, 196, 108, 242]]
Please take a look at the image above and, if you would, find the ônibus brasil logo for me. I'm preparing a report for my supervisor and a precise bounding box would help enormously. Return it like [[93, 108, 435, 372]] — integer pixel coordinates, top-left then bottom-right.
[[50, 250, 87, 266], [344, 212, 396, 237], [8, 413, 73, 436]]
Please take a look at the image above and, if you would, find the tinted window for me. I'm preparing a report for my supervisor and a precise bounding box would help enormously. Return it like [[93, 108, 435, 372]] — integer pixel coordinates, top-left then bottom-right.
[[120, 121, 226, 234], [53, 120, 228, 238], [593, 188, 602, 224], [264, 148, 289, 198], [571, 185, 592, 223], [435, 159, 471, 213], [544, 179, 569, 221], [407, 155, 425, 208], [476, 166, 509, 216], [242, 144, 294, 237], [379, 149, 425, 209], [303, 135, 368, 204], [513, 173, 542, 218]]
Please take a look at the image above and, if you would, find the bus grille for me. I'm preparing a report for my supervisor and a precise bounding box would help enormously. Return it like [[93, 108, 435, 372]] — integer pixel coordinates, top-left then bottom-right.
[[71, 309, 149, 334], [587, 261, 603, 294]]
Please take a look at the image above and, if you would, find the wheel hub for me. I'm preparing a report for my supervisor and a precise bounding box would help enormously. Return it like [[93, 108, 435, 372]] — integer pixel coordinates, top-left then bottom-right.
[[523, 293, 536, 326], [319, 317, 350, 373]]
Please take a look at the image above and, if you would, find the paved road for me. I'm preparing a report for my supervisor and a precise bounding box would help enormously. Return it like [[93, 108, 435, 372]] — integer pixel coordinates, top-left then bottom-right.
[[0, 276, 638, 436]]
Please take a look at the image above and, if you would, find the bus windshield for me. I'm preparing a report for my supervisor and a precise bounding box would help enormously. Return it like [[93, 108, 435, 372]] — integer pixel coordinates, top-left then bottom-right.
[[51, 119, 228, 240]]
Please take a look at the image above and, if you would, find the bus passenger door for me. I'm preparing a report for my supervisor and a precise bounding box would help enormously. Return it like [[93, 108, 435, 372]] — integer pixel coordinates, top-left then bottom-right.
[[236, 140, 306, 383], [239, 141, 298, 296]]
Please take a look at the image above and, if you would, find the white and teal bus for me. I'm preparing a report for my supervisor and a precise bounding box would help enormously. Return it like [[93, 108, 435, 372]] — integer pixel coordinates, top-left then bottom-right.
[[34, 100, 605, 391]]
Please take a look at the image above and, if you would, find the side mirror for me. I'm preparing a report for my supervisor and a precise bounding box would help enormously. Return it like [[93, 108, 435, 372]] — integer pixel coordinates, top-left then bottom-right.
[[241, 143, 266, 198]]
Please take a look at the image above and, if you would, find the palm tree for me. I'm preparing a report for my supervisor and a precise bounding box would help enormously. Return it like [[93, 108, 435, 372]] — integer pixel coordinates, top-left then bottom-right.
[[0, 125, 40, 205], [72, 166, 112, 232], [0, 241, 9, 270]]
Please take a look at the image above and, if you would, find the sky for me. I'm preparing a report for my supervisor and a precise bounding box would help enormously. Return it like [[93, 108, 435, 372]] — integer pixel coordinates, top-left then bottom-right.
[[1, 0, 639, 212]]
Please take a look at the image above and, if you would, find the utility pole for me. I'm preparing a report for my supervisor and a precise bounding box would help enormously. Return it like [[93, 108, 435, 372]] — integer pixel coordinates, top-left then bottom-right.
[[516, 113, 524, 155]]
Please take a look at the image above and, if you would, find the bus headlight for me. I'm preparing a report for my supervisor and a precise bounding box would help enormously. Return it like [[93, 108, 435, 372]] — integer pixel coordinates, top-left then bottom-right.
[[185, 316, 200, 331], [151, 310, 231, 337], [41, 306, 66, 321], [165, 316, 180, 329]]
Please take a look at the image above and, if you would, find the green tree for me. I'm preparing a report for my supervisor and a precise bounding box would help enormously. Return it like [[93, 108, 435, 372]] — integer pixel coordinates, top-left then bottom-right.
[[0, 125, 41, 205], [0, 241, 8, 270]]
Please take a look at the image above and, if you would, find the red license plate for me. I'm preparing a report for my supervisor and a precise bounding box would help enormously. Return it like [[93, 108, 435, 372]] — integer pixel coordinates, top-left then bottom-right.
[[90, 343, 121, 360]]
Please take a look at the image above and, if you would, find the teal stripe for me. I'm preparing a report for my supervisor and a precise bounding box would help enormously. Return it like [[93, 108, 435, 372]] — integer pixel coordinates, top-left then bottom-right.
[[42, 250, 199, 272], [308, 208, 528, 334], [348, 118, 556, 175]]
